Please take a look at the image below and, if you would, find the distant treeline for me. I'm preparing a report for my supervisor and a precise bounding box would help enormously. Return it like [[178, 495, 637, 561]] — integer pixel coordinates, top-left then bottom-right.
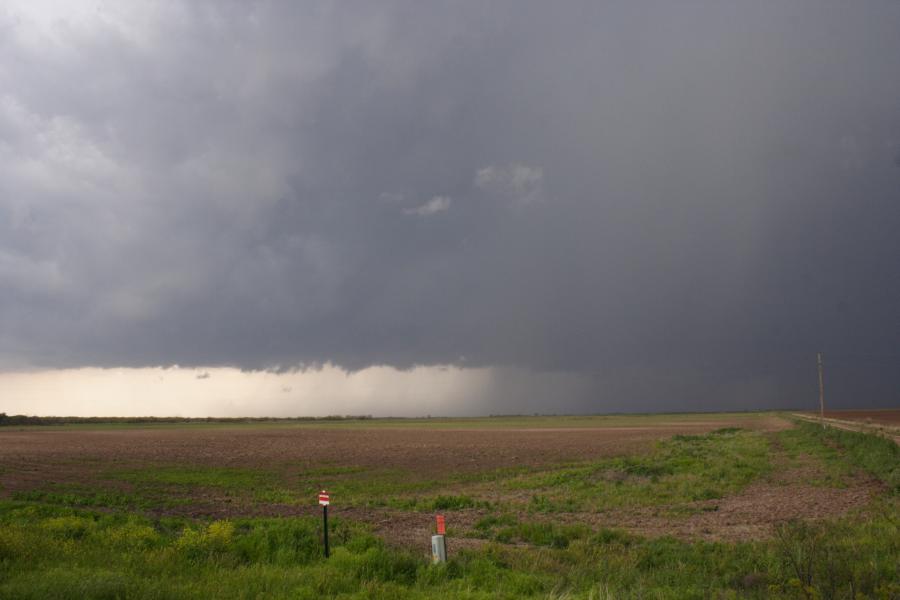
[[0, 413, 374, 426]]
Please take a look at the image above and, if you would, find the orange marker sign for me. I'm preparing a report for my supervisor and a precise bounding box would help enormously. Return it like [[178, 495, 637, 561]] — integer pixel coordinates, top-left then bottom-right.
[[436, 514, 446, 535]]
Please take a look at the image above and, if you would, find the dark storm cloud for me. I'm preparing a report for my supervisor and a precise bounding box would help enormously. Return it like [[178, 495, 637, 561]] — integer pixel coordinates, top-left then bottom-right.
[[1, 1, 899, 410]]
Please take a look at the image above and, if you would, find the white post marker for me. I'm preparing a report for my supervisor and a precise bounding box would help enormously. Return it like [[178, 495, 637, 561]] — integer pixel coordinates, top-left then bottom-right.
[[431, 535, 447, 564], [431, 514, 447, 564]]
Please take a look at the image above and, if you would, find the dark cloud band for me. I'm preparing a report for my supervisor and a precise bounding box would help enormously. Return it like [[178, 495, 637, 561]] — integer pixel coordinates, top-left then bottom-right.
[[1, 1, 899, 410]]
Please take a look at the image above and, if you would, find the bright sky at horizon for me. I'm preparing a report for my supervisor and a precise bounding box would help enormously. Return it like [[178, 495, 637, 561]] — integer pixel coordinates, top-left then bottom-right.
[[2, 1, 898, 415]]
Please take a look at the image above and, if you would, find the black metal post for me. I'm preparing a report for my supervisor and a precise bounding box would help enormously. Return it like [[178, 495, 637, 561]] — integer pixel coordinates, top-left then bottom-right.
[[323, 504, 330, 558]]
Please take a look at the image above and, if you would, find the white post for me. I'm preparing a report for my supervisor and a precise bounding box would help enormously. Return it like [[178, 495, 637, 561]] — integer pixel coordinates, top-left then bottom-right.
[[431, 535, 447, 564]]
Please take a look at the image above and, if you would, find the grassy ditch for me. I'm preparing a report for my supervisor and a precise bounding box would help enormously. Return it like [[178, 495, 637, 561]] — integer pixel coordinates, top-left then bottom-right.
[[498, 427, 772, 513], [780, 420, 899, 492], [0, 499, 896, 599]]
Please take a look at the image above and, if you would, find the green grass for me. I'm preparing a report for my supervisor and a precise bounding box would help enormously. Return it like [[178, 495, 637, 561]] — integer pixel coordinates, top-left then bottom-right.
[[5, 464, 496, 514], [498, 427, 772, 512], [269, 428, 772, 514], [11, 484, 192, 511], [20, 424, 852, 519], [2, 418, 897, 598], [0, 500, 896, 599], [109, 466, 273, 489], [296, 467, 442, 509], [10, 466, 291, 513], [781, 420, 899, 492], [12, 488, 155, 510]]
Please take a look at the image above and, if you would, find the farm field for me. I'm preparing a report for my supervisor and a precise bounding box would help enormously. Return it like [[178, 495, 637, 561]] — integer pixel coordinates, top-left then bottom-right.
[[796, 410, 900, 445], [0, 413, 897, 598], [815, 409, 900, 426]]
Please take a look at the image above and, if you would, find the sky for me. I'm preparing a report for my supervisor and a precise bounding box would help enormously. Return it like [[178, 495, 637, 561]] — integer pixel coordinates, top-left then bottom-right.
[[1, 1, 899, 417]]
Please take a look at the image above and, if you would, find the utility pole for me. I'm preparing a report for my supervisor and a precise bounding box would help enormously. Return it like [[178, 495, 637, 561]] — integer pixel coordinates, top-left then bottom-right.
[[817, 352, 825, 428]]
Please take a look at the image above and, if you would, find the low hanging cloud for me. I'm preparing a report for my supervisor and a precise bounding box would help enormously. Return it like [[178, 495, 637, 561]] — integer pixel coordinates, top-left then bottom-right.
[[475, 164, 544, 205], [1, 1, 899, 412], [403, 196, 452, 216]]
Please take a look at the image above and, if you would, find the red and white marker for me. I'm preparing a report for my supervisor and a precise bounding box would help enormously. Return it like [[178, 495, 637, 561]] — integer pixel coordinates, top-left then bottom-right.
[[319, 490, 331, 558], [432, 514, 448, 563]]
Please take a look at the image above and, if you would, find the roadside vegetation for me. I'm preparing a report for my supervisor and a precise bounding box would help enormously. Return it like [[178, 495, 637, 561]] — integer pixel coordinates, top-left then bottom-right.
[[780, 421, 899, 492], [500, 427, 771, 512], [0, 418, 897, 598]]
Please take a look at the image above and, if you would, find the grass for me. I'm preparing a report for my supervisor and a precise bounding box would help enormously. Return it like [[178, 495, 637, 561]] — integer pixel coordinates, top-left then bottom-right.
[[498, 427, 772, 513], [8, 466, 279, 513], [288, 428, 773, 513], [0, 499, 896, 599], [12, 487, 161, 511], [6, 464, 476, 513], [1, 417, 897, 598], [781, 420, 899, 492], [0, 425, 850, 516], [109, 466, 272, 489]]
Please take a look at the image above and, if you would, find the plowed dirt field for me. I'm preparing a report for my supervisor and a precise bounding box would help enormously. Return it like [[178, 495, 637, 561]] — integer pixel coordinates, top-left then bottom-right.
[[0, 413, 883, 546]]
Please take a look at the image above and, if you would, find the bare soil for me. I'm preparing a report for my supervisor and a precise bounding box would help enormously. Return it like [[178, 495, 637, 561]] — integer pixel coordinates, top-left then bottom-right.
[[0, 415, 882, 549], [583, 453, 883, 542], [816, 409, 900, 426], [0, 416, 787, 472]]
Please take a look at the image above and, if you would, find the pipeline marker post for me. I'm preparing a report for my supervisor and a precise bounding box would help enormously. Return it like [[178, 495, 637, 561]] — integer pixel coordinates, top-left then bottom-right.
[[432, 514, 447, 564], [318, 490, 330, 558]]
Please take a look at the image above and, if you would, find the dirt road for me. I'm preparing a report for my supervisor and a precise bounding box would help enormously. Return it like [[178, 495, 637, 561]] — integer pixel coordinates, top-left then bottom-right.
[[792, 413, 900, 444]]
